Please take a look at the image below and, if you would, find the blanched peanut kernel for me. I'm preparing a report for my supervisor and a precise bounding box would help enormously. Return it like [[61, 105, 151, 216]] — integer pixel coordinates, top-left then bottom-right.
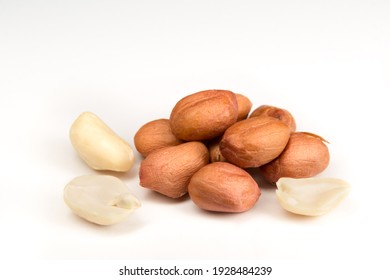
[[64, 175, 141, 225], [276, 177, 350, 216], [70, 112, 134, 172]]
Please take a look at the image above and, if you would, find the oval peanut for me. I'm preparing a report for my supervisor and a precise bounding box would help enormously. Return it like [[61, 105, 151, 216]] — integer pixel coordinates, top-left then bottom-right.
[[70, 112, 134, 172], [170, 89, 238, 141], [134, 119, 183, 157], [188, 162, 261, 213], [139, 142, 209, 198], [250, 105, 296, 132], [259, 132, 330, 182], [220, 116, 291, 168], [235, 93, 252, 121]]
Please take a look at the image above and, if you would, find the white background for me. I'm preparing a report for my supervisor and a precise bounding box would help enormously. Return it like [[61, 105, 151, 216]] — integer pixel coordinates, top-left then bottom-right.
[[1, 0, 389, 278]]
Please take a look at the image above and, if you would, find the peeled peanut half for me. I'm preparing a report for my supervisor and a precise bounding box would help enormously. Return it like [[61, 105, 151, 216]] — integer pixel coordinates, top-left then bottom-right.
[[276, 177, 350, 216], [70, 112, 134, 172], [64, 175, 141, 225]]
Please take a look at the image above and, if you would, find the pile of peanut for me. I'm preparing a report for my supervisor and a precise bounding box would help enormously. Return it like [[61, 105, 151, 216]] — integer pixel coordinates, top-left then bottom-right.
[[136, 89, 333, 212], [64, 89, 350, 226]]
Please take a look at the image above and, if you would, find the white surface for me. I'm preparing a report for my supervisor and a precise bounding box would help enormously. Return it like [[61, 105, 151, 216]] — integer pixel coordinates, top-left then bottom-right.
[[1, 0, 389, 272]]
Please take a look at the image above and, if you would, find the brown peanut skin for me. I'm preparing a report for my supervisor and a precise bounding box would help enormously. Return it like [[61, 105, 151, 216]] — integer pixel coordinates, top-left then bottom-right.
[[188, 162, 261, 213], [208, 137, 227, 163], [250, 105, 296, 132], [134, 119, 183, 157], [235, 93, 252, 121], [170, 89, 238, 141], [220, 116, 291, 168], [139, 142, 209, 198], [259, 132, 330, 182]]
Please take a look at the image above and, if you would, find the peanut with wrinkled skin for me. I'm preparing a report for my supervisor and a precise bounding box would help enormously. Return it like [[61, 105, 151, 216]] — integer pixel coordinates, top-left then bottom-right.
[[134, 118, 183, 157], [188, 162, 261, 213], [170, 89, 238, 141], [259, 132, 330, 182], [235, 93, 252, 121], [220, 116, 291, 168], [250, 105, 296, 132], [139, 141, 209, 198]]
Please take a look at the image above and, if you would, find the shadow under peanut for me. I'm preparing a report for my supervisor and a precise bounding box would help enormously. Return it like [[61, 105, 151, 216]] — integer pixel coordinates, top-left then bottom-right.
[[64, 211, 146, 236], [245, 167, 275, 189], [144, 190, 190, 205], [96, 163, 139, 181]]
